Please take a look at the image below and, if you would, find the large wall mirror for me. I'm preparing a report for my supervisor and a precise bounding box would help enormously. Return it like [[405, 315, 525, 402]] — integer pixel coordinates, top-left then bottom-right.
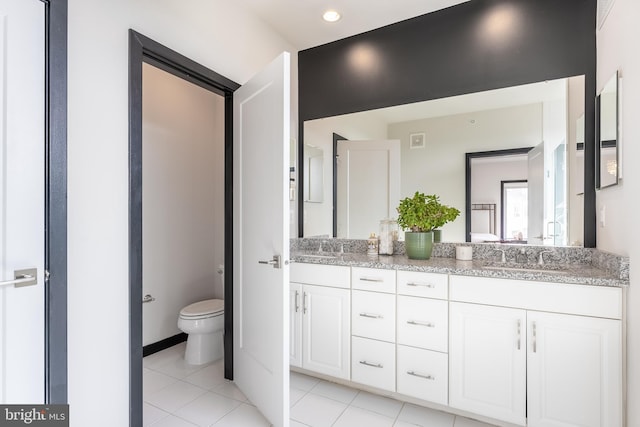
[[303, 76, 586, 247], [596, 71, 619, 189]]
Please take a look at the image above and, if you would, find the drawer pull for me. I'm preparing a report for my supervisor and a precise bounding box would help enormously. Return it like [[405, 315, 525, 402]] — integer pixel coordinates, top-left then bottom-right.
[[359, 360, 383, 369], [407, 371, 434, 380], [407, 320, 435, 328], [359, 312, 384, 319], [359, 277, 384, 283], [406, 282, 435, 288]]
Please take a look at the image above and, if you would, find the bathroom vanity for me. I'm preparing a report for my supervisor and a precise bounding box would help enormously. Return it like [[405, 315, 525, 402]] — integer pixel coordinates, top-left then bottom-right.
[[289, 243, 627, 427]]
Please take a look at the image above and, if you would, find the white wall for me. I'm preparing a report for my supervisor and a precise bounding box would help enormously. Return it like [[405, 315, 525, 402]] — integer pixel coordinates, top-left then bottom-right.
[[567, 76, 585, 246], [141, 63, 224, 346], [388, 103, 543, 242], [67, 1, 296, 425], [596, 0, 640, 425], [303, 114, 388, 237]]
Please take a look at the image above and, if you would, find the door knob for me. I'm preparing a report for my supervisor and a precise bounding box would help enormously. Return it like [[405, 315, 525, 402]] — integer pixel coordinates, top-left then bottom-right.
[[258, 255, 282, 269], [0, 268, 37, 288]]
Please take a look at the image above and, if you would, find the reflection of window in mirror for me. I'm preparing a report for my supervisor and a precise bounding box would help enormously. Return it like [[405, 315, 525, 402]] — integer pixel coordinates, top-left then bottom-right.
[[502, 180, 528, 242]]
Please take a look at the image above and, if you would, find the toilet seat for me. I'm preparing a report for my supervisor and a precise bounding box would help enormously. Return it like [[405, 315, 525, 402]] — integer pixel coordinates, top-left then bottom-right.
[[180, 299, 224, 320]]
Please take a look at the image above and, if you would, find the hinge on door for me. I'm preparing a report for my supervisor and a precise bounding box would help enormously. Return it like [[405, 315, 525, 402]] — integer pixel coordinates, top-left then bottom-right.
[[44, 270, 50, 282]]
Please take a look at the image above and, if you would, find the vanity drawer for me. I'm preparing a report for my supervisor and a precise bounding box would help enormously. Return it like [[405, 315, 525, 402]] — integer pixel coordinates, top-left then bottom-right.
[[290, 263, 350, 289], [351, 267, 396, 293], [397, 296, 448, 352], [397, 345, 448, 405], [397, 270, 448, 300], [351, 336, 395, 392], [352, 290, 395, 342]]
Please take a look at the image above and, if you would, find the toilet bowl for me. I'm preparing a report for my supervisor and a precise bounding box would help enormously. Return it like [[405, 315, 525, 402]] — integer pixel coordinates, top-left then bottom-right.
[[178, 298, 224, 365]]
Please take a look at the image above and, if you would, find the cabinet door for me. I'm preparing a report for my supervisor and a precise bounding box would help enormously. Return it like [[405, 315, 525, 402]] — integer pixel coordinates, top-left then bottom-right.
[[527, 311, 622, 427], [302, 285, 350, 379], [290, 283, 303, 367], [449, 302, 526, 426]]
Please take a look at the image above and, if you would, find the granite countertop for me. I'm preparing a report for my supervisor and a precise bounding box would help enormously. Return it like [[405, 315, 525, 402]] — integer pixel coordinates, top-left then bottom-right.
[[290, 251, 629, 288]]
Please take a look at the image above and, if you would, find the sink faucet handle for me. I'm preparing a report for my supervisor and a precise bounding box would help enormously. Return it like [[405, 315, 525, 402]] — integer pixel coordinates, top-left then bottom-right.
[[494, 249, 506, 263]]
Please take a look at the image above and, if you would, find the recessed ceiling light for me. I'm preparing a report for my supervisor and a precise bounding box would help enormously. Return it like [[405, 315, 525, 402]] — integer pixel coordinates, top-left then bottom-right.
[[323, 10, 341, 23]]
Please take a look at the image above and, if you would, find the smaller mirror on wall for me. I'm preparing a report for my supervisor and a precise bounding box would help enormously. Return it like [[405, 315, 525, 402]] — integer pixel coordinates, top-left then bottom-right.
[[596, 71, 619, 189]]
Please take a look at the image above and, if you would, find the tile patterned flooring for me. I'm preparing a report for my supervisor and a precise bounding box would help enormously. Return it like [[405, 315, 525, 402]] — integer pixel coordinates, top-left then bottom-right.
[[143, 343, 497, 427]]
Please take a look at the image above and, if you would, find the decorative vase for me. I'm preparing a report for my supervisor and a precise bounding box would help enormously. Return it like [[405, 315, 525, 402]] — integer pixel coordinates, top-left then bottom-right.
[[404, 231, 434, 260], [433, 229, 442, 243]]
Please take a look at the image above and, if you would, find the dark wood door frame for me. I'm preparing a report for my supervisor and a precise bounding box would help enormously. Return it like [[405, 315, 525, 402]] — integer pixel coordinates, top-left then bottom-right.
[[128, 30, 239, 427]]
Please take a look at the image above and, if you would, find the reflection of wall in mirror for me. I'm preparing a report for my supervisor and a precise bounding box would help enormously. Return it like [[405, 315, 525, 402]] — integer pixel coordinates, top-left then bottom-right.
[[389, 103, 542, 242]]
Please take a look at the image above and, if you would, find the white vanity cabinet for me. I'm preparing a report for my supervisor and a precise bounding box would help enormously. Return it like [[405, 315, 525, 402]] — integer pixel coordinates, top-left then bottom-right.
[[449, 275, 623, 427], [350, 267, 396, 391], [290, 263, 351, 379]]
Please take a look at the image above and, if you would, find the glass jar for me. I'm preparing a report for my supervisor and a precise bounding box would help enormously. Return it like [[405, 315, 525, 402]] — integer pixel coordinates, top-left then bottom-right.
[[379, 219, 398, 255]]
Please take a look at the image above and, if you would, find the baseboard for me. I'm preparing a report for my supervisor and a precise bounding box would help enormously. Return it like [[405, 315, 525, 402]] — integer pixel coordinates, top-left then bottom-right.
[[143, 333, 188, 357]]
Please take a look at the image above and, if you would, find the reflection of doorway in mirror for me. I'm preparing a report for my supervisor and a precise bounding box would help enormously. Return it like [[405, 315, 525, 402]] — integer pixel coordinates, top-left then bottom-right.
[[502, 181, 528, 242]]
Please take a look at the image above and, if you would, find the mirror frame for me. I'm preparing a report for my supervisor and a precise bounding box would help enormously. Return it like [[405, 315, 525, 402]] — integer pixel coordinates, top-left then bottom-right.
[[465, 147, 533, 243], [595, 71, 619, 189]]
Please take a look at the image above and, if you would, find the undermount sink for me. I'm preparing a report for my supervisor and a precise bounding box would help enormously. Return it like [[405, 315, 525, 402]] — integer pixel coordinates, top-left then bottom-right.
[[481, 265, 569, 275]]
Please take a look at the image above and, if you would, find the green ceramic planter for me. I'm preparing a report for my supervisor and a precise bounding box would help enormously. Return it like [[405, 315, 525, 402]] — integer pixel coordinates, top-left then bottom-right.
[[405, 231, 434, 260]]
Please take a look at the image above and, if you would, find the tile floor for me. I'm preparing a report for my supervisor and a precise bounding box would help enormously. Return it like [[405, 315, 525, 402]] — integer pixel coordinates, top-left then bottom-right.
[[143, 343, 497, 427]]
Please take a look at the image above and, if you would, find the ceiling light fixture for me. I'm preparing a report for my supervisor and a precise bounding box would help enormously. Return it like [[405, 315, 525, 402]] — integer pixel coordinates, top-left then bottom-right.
[[323, 10, 341, 23]]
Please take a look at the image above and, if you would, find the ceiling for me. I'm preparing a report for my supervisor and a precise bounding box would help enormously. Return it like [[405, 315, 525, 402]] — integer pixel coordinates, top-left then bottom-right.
[[234, 0, 471, 50]]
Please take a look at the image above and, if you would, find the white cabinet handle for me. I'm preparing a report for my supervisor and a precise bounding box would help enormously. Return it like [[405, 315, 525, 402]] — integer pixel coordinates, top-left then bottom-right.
[[359, 312, 383, 319], [359, 277, 384, 283], [532, 321, 537, 353], [517, 319, 521, 350], [359, 360, 383, 368], [407, 371, 434, 380], [407, 320, 435, 328], [295, 290, 300, 313], [303, 292, 308, 314], [406, 282, 435, 288]]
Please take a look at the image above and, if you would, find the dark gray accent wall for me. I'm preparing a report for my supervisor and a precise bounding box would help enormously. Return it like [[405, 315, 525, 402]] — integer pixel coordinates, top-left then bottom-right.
[[298, 0, 597, 247]]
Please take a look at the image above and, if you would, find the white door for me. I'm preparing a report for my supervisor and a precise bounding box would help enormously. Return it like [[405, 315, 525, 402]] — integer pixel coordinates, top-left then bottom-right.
[[233, 52, 290, 427], [527, 311, 622, 427], [449, 302, 527, 426], [0, 0, 45, 403], [302, 285, 350, 379], [336, 140, 400, 238]]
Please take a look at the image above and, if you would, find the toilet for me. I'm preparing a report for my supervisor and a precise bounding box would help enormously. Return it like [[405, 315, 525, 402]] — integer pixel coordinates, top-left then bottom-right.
[[178, 299, 224, 365]]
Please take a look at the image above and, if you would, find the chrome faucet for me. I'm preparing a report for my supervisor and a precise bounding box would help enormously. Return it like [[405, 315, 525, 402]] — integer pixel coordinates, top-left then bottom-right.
[[538, 250, 553, 265], [515, 248, 528, 264], [494, 249, 506, 263]]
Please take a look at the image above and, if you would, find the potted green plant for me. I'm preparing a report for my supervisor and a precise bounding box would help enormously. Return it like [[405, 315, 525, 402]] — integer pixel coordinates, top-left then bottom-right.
[[431, 201, 461, 243], [396, 192, 460, 259]]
